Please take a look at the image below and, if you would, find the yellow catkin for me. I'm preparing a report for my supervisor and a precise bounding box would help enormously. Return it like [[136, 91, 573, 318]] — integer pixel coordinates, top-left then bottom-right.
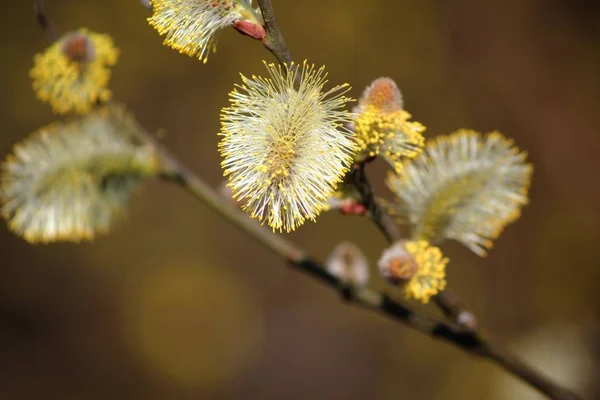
[[148, 0, 261, 62], [387, 129, 533, 256], [403, 241, 448, 303], [30, 29, 119, 115], [354, 106, 425, 172], [0, 105, 157, 243], [353, 77, 425, 172], [219, 61, 356, 232]]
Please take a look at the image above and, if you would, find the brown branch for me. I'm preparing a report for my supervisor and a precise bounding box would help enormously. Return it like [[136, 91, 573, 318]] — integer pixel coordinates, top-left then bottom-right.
[[352, 162, 478, 329], [151, 126, 581, 400], [253, 1, 582, 399], [155, 137, 579, 400], [349, 161, 478, 328], [485, 344, 582, 400], [33, 0, 58, 41], [156, 151, 303, 263], [158, 145, 581, 400], [434, 290, 478, 330], [148, 130, 488, 362], [346, 155, 478, 330], [351, 162, 479, 328], [349, 162, 402, 242], [257, 0, 292, 64]]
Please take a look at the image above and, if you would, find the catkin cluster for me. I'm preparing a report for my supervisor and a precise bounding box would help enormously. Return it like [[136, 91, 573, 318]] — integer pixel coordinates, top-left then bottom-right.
[[2, 0, 533, 304]]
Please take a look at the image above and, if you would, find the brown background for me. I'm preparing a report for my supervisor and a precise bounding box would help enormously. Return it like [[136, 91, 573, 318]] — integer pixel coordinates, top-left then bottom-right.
[[0, 0, 599, 399]]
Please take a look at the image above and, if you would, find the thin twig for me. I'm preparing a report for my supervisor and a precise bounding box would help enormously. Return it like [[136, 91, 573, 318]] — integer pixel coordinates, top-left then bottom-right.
[[355, 166, 478, 328], [434, 291, 478, 330], [33, 0, 58, 41], [155, 141, 580, 400], [157, 148, 303, 262], [349, 163, 478, 329], [149, 132, 487, 352], [252, 1, 582, 399], [350, 162, 478, 327], [349, 162, 402, 242], [257, 0, 292, 64]]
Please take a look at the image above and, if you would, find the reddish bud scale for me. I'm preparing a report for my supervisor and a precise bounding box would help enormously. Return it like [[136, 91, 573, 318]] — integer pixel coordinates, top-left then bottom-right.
[[61, 33, 94, 63], [359, 77, 403, 113], [388, 257, 417, 282], [340, 201, 366, 216], [234, 20, 266, 41]]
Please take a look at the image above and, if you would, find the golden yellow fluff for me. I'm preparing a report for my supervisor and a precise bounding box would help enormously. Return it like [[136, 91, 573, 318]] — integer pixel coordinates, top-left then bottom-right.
[[219, 61, 356, 232], [148, 0, 262, 62], [378, 240, 448, 303], [30, 29, 119, 115], [387, 130, 533, 256], [353, 77, 425, 172]]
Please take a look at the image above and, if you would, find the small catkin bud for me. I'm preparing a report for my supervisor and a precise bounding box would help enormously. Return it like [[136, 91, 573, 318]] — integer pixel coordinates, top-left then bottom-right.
[[358, 77, 404, 113], [457, 311, 477, 331], [352, 77, 425, 172], [326, 242, 370, 287], [324, 183, 365, 215], [61, 32, 96, 63], [378, 240, 448, 304], [377, 242, 417, 284], [233, 20, 266, 41], [30, 28, 119, 115]]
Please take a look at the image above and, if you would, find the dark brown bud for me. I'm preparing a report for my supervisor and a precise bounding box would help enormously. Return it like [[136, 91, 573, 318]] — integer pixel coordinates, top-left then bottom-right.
[[61, 33, 95, 63]]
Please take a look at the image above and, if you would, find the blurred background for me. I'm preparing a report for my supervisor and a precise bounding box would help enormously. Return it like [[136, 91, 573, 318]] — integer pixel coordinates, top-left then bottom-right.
[[1, 0, 599, 399]]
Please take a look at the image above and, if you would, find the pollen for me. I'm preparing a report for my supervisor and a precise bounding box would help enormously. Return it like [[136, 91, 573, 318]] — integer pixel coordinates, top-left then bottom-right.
[[403, 241, 448, 303], [353, 78, 425, 172], [378, 240, 448, 303], [219, 61, 356, 232], [30, 29, 119, 115], [148, 0, 262, 62]]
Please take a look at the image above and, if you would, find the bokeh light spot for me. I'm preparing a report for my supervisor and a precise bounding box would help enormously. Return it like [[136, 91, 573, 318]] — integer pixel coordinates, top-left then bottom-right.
[[123, 263, 264, 388]]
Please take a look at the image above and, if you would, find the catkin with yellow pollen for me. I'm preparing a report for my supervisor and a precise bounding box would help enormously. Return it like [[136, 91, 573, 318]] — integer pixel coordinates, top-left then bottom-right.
[[378, 240, 448, 303], [148, 0, 263, 62], [0, 105, 158, 243], [219, 61, 357, 232], [30, 29, 119, 115], [387, 129, 533, 256], [353, 77, 425, 172]]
